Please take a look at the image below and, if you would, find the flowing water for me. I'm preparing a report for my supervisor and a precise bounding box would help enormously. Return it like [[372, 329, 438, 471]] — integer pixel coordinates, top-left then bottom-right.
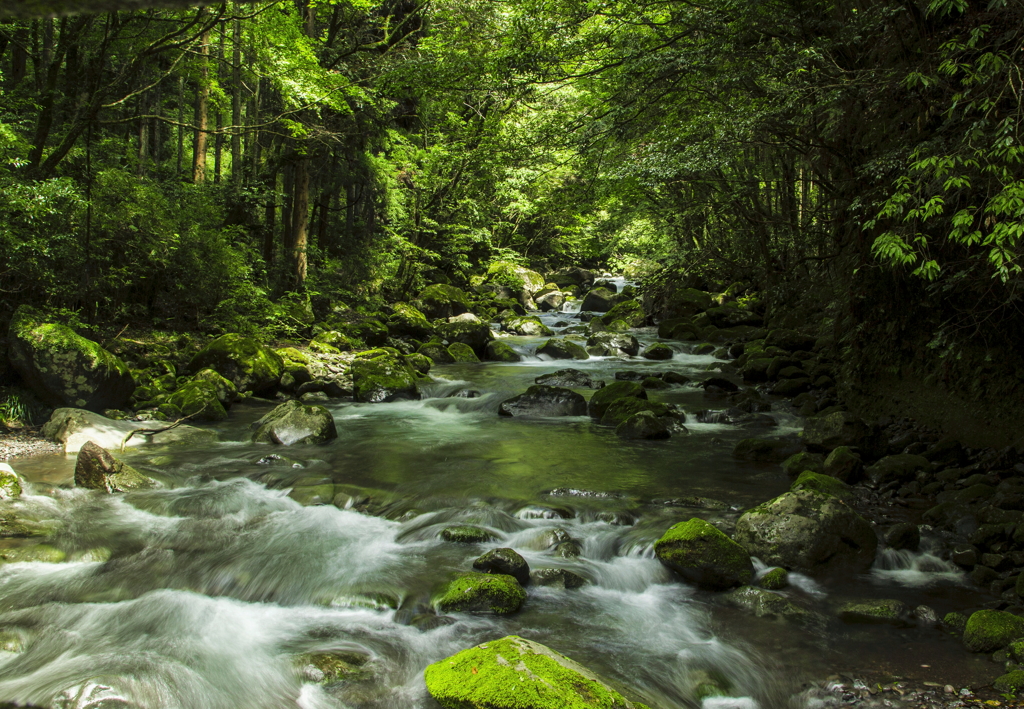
[[0, 303, 998, 708]]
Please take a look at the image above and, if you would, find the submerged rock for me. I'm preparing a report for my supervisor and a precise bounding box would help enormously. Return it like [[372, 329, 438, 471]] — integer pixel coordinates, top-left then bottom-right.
[[473, 548, 530, 585], [251, 400, 338, 445], [75, 441, 157, 493], [416, 284, 473, 319], [424, 635, 649, 709], [530, 568, 587, 589], [758, 567, 788, 590], [0, 544, 66, 564], [188, 333, 283, 394], [295, 650, 371, 684], [724, 586, 816, 626], [441, 525, 497, 544], [838, 599, 911, 626], [655, 518, 753, 590], [435, 573, 526, 614], [8, 305, 135, 411], [498, 385, 587, 417]]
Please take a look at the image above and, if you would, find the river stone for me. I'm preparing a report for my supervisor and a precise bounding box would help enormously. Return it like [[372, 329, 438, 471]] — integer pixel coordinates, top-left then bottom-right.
[[188, 333, 283, 394], [436, 320, 494, 357], [885, 522, 920, 551], [537, 338, 589, 360], [616, 411, 670, 440], [724, 586, 815, 626], [387, 302, 435, 340], [733, 437, 801, 463], [447, 342, 480, 363], [654, 518, 753, 590], [588, 381, 646, 419], [553, 540, 583, 558], [165, 380, 228, 422], [296, 650, 371, 684], [641, 343, 674, 360], [661, 287, 714, 319], [498, 385, 587, 417], [838, 599, 911, 626], [473, 548, 530, 585], [435, 573, 525, 614], [190, 368, 238, 407], [418, 341, 456, 364], [536, 291, 565, 312], [733, 490, 878, 575], [600, 399, 672, 427], [962, 610, 1024, 653], [823, 446, 863, 483], [791, 471, 852, 499], [780, 452, 824, 478], [586, 332, 640, 357], [75, 441, 157, 493], [865, 454, 929, 486], [251, 400, 338, 445], [0, 464, 23, 501], [801, 411, 870, 453], [603, 299, 646, 328], [351, 349, 419, 403], [548, 267, 595, 290], [503, 316, 553, 337], [485, 340, 523, 362], [581, 287, 619, 312], [530, 568, 587, 589], [41, 408, 217, 453], [8, 305, 135, 411], [535, 369, 604, 389], [416, 284, 473, 319], [759, 567, 788, 590], [441, 525, 497, 544], [0, 544, 66, 564], [424, 635, 648, 709]]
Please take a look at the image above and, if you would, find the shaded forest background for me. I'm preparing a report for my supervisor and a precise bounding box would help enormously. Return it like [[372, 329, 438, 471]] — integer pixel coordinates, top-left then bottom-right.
[[1, 0, 1023, 441]]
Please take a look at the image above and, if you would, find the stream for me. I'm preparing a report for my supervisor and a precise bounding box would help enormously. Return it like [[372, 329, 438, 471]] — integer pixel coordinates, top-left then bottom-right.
[[0, 291, 1000, 709]]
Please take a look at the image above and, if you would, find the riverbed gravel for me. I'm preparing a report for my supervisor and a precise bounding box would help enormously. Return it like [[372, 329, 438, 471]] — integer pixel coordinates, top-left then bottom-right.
[[0, 428, 62, 462]]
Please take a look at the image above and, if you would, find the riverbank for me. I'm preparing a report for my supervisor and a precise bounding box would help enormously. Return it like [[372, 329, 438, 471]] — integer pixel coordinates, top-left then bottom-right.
[[0, 428, 61, 462]]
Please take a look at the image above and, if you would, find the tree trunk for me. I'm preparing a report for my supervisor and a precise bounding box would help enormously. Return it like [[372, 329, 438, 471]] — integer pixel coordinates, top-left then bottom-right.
[[10, 27, 28, 87], [137, 92, 148, 177], [176, 75, 184, 177], [192, 29, 210, 184], [231, 17, 242, 182], [290, 155, 310, 289]]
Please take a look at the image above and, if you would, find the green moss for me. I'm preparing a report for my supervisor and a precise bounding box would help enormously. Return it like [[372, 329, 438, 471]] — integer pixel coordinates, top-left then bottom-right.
[[435, 573, 526, 614], [447, 342, 480, 363], [403, 352, 433, 375], [0, 465, 23, 500], [0, 544, 66, 564], [996, 670, 1024, 695], [839, 599, 908, 625], [441, 525, 496, 544], [943, 611, 968, 632], [351, 351, 419, 403], [424, 635, 644, 709], [418, 341, 456, 364], [485, 341, 522, 362], [962, 609, 1024, 653], [588, 381, 646, 419], [188, 333, 283, 394], [791, 471, 851, 498], [654, 518, 753, 590], [641, 343, 674, 360], [296, 651, 371, 683], [505, 316, 554, 337], [166, 380, 228, 422], [603, 300, 646, 328], [781, 452, 824, 478], [599, 398, 669, 427], [538, 338, 589, 360], [759, 567, 788, 590]]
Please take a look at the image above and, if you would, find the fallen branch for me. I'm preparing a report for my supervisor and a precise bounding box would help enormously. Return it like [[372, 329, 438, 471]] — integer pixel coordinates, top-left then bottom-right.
[[120, 404, 209, 452]]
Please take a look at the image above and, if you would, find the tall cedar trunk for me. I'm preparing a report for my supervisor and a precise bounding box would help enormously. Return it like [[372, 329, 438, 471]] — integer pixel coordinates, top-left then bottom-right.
[[10, 27, 28, 87], [137, 92, 148, 176], [27, 18, 64, 169], [231, 18, 242, 181], [263, 167, 278, 267], [214, 111, 222, 183], [176, 76, 184, 177], [291, 155, 310, 289], [192, 29, 210, 184], [282, 160, 295, 250]]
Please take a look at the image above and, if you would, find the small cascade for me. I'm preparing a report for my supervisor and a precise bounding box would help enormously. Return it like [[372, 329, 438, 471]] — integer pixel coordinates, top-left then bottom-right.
[[871, 546, 965, 587]]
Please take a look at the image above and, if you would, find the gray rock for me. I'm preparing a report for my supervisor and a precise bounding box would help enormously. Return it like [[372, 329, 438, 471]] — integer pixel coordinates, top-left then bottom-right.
[[498, 385, 587, 417], [251, 400, 338, 445], [530, 568, 587, 589], [42, 408, 217, 454], [473, 548, 530, 585], [75, 441, 157, 492]]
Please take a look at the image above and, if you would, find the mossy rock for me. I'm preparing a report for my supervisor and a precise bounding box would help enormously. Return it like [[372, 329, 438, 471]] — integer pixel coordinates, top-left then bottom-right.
[[781, 451, 824, 478], [962, 610, 1024, 653], [188, 333, 284, 394], [642, 343, 674, 361], [823, 446, 864, 483], [485, 340, 523, 362], [733, 437, 800, 463], [580, 287, 620, 312], [791, 471, 852, 499], [994, 670, 1024, 695], [537, 338, 589, 361], [724, 586, 816, 627], [530, 568, 588, 589], [388, 302, 435, 340], [8, 305, 135, 411], [943, 611, 968, 632], [801, 411, 870, 453], [588, 381, 646, 419], [436, 320, 494, 357], [487, 262, 545, 294], [599, 398, 670, 427], [75, 440, 157, 493], [504, 316, 553, 337], [865, 454, 929, 487], [165, 380, 228, 422], [0, 464, 23, 501], [417, 284, 473, 319], [839, 599, 910, 626], [424, 635, 648, 709], [441, 525, 497, 544], [419, 341, 456, 364], [499, 385, 587, 417], [351, 350, 419, 403], [311, 331, 362, 352], [662, 287, 714, 318], [759, 567, 788, 590], [191, 368, 238, 407], [447, 342, 480, 363], [275, 347, 310, 366], [296, 651, 371, 684], [435, 573, 526, 614], [403, 352, 433, 375], [0, 544, 66, 564], [473, 547, 530, 585], [603, 299, 646, 328], [252, 400, 338, 445], [654, 518, 753, 590]]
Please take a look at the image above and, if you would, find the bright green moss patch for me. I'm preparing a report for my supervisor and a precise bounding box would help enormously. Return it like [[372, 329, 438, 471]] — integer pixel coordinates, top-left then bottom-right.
[[588, 381, 646, 419], [791, 471, 851, 498], [654, 518, 753, 590], [759, 567, 788, 590], [435, 573, 526, 614], [441, 525, 496, 544], [962, 609, 1024, 653]]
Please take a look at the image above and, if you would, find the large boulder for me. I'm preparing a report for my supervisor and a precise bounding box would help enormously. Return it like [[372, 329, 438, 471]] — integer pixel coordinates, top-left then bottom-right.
[[387, 302, 435, 340], [485, 341, 523, 362], [188, 333, 283, 394], [351, 349, 419, 403], [42, 408, 217, 453], [436, 320, 494, 357], [963, 610, 1024, 653], [616, 411, 670, 440], [705, 305, 762, 329], [537, 338, 589, 360], [473, 548, 530, 586], [580, 288, 618, 312], [587, 381, 646, 418], [865, 454, 929, 486], [586, 332, 640, 357], [416, 284, 473, 319], [654, 518, 753, 590], [75, 440, 157, 492], [503, 316, 553, 337], [547, 267, 595, 290], [536, 291, 566, 312], [165, 380, 228, 422], [535, 369, 603, 389], [733, 490, 878, 575], [8, 306, 135, 411], [602, 300, 646, 328], [600, 398, 674, 427], [498, 385, 587, 417], [486, 262, 546, 295], [424, 635, 648, 709], [660, 287, 714, 319], [435, 573, 526, 614], [801, 411, 871, 453], [191, 368, 238, 407], [251, 400, 338, 445]]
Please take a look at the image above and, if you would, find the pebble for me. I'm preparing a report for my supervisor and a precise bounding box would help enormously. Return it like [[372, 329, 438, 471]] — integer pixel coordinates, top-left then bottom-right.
[[0, 429, 61, 462]]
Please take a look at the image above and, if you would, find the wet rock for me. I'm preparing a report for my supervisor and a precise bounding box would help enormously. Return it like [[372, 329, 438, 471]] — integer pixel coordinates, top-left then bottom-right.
[[724, 586, 816, 626], [473, 548, 530, 585], [434, 573, 525, 614], [447, 342, 480, 363], [0, 464, 24, 500], [416, 284, 472, 319], [586, 332, 640, 357], [418, 341, 456, 365], [663, 371, 690, 385], [536, 291, 566, 312], [915, 605, 940, 625], [600, 399, 674, 427], [943, 611, 968, 632], [791, 471, 852, 499], [759, 567, 788, 590], [838, 599, 911, 626], [296, 650, 371, 684], [603, 299, 646, 328], [616, 411, 671, 440], [823, 446, 863, 483], [498, 385, 587, 417], [8, 305, 136, 411], [0, 544, 66, 564], [702, 377, 739, 393], [436, 320, 494, 357], [553, 540, 583, 558], [251, 400, 338, 445], [75, 441, 157, 492], [733, 437, 801, 463], [387, 302, 435, 340], [654, 518, 753, 590], [772, 378, 811, 397], [587, 381, 646, 419], [530, 568, 587, 589], [524, 527, 573, 550], [994, 670, 1024, 694], [165, 380, 228, 422], [190, 368, 238, 407], [734, 490, 878, 575], [866, 454, 929, 486], [962, 609, 1024, 653], [535, 369, 603, 389], [484, 340, 523, 362], [642, 343, 674, 360], [781, 452, 825, 478], [580, 287, 619, 312], [885, 522, 921, 551], [351, 349, 420, 403], [537, 338, 589, 360], [801, 411, 871, 453], [441, 525, 497, 544], [503, 316, 553, 337], [188, 333, 283, 394]]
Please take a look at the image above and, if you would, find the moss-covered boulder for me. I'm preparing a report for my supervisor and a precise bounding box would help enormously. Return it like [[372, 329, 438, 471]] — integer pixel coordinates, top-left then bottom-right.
[[447, 342, 480, 363], [599, 398, 670, 427], [424, 635, 648, 709], [417, 284, 473, 319], [8, 305, 135, 411], [530, 568, 588, 589], [724, 586, 816, 626], [580, 287, 619, 312], [311, 330, 362, 352], [759, 567, 788, 590], [588, 381, 646, 419], [75, 440, 157, 492], [733, 437, 801, 463], [734, 490, 878, 575], [641, 343, 673, 360], [499, 385, 587, 417], [823, 446, 863, 483], [962, 610, 1024, 653], [661, 287, 714, 319], [418, 341, 456, 364], [764, 329, 817, 352], [387, 302, 435, 340], [791, 471, 852, 499], [251, 400, 338, 445], [165, 380, 228, 422], [403, 352, 432, 375], [0, 464, 23, 501], [487, 262, 546, 294], [295, 651, 371, 684], [654, 518, 753, 590], [191, 368, 238, 407], [188, 333, 283, 394], [435, 573, 526, 614], [504, 316, 553, 337], [781, 451, 824, 478], [616, 411, 670, 440], [838, 599, 910, 626], [603, 300, 646, 328], [473, 547, 530, 585], [351, 350, 419, 403], [441, 525, 497, 543], [801, 411, 871, 453], [865, 453, 929, 487], [994, 670, 1024, 695], [436, 320, 494, 357], [586, 332, 640, 357], [485, 340, 522, 362], [537, 338, 589, 360]]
